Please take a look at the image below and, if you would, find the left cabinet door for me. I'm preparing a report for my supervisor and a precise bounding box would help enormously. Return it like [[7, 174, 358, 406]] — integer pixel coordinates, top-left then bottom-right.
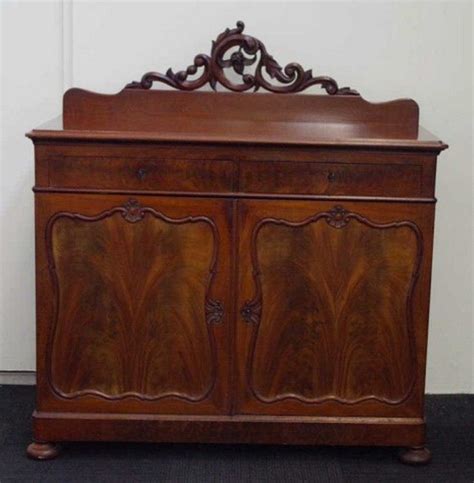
[[35, 194, 232, 415]]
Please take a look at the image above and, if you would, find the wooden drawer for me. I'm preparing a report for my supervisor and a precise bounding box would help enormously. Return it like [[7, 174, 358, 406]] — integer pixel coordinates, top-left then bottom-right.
[[239, 160, 423, 197], [48, 157, 235, 192]]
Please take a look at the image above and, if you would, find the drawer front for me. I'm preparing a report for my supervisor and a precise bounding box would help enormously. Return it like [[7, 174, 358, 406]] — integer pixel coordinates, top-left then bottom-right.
[[239, 160, 423, 197], [48, 157, 235, 192]]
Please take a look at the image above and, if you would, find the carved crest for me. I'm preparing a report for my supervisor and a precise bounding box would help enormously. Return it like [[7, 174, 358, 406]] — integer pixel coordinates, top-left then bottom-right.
[[126, 21, 358, 95], [121, 199, 145, 223], [325, 206, 350, 229]]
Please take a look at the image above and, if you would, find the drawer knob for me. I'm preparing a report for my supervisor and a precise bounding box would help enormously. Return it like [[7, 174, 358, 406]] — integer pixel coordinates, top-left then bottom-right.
[[137, 167, 147, 180], [327, 171, 336, 182]]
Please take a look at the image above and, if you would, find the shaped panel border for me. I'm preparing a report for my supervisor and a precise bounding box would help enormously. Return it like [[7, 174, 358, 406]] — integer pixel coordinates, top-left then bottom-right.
[[45, 198, 223, 403], [241, 205, 423, 406]]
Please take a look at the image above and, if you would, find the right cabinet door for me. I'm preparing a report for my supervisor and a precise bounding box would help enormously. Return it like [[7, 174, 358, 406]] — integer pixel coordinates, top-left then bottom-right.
[[236, 200, 434, 417]]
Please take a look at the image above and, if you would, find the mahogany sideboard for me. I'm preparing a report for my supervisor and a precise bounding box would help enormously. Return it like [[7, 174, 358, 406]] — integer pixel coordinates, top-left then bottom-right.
[[26, 22, 447, 464]]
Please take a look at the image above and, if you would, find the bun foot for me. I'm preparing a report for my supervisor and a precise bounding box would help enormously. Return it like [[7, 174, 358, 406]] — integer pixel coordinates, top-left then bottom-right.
[[26, 441, 60, 460], [399, 446, 431, 465]]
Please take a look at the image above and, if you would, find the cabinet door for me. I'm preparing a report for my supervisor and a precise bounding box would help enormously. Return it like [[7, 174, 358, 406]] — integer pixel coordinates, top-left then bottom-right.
[[236, 200, 434, 417], [36, 194, 232, 415]]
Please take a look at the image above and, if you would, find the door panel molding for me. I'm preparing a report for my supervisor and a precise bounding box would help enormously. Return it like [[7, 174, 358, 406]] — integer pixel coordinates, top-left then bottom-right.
[[241, 205, 423, 406], [45, 198, 223, 403]]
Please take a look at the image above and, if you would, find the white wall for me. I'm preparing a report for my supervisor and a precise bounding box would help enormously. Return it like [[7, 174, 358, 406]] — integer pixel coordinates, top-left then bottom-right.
[[1, 1, 472, 392], [1, 2, 63, 370]]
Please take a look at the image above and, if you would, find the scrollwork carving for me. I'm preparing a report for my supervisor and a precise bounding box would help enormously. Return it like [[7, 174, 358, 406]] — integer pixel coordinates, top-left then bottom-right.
[[241, 299, 262, 324], [325, 205, 350, 229], [121, 199, 145, 223], [205, 298, 224, 324], [126, 21, 358, 95]]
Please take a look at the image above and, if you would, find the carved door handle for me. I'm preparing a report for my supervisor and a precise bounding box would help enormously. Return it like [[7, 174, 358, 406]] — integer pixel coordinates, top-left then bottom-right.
[[205, 299, 224, 324], [241, 305, 253, 322], [241, 300, 261, 324]]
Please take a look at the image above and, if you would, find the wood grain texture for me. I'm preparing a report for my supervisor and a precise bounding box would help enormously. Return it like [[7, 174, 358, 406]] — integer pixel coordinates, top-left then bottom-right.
[[48, 156, 236, 193], [59, 89, 424, 144], [33, 142, 439, 200], [239, 160, 423, 197], [32, 411, 425, 447], [46, 199, 221, 402], [242, 206, 421, 406]]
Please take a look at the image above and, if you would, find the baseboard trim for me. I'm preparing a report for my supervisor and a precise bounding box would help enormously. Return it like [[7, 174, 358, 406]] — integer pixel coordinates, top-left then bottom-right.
[[0, 371, 36, 385], [32, 411, 425, 446]]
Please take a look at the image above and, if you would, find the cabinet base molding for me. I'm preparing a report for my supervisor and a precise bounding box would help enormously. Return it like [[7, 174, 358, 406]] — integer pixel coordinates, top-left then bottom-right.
[[32, 411, 425, 447]]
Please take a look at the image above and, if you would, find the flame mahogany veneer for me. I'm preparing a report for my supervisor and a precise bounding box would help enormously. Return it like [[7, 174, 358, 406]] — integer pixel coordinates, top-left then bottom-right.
[[26, 22, 447, 465]]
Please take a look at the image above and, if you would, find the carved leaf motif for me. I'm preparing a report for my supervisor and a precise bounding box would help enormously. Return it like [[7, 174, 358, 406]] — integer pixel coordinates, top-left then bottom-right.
[[231, 51, 245, 75], [122, 199, 145, 223], [126, 21, 358, 95], [263, 55, 283, 79], [326, 206, 350, 229], [206, 299, 224, 324], [241, 299, 262, 324]]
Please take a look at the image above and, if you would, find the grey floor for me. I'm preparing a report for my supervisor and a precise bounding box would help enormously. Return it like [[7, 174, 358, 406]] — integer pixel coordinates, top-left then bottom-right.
[[1, 386, 473, 482]]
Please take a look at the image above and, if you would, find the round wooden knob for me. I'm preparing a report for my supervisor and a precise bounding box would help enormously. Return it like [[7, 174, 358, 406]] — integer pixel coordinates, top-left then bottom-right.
[[137, 167, 147, 180]]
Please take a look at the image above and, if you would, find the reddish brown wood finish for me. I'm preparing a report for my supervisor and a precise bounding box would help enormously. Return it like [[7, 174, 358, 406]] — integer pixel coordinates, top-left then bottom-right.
[[32, 411, 425, 446], [48, 156, 236, 192], [239, 159, 423, 197], [242, 205, 421, 404], [62, 89, 422, 142], [48, 200, 222, 402], [35, 194, 232, 417], [125, 21, 358, 96], [236, 200, 434, 419], [27, 64, 446, 463]]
